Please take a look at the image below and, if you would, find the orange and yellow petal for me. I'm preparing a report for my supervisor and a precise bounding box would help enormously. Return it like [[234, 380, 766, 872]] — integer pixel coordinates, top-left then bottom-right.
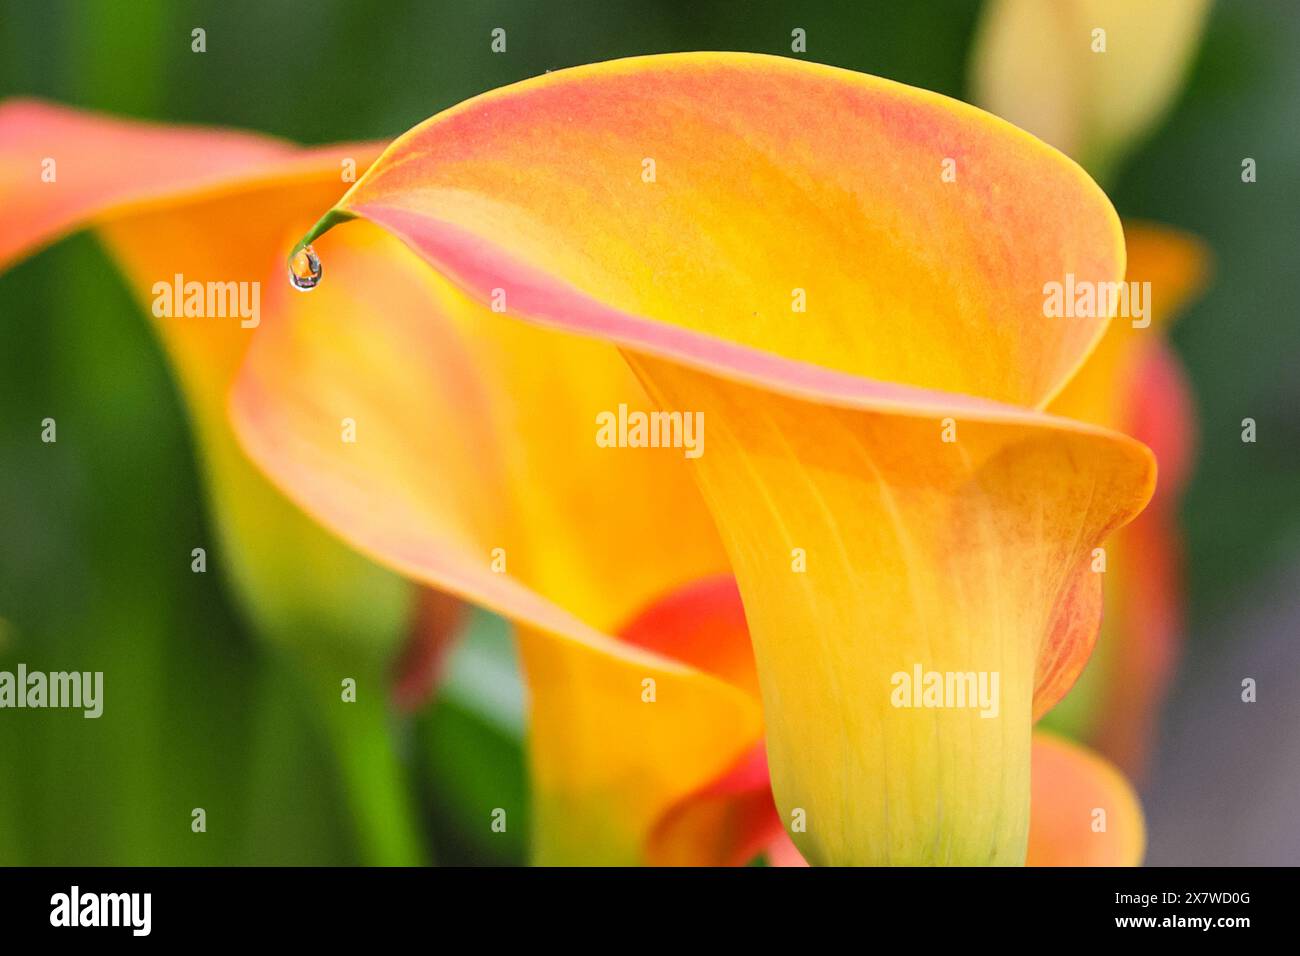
[[619, 575, 761, 702], [230, 221, 757, 863], [527, 575, 767, 866], [233, 218, 730, 637], [1, 98, 292, 268], [646, 743, 781, 867], [312, 52, 1123, 410], [0, 100, 418, 655], [1027, 731, 1145, 866], [520, 626, 759, 866]]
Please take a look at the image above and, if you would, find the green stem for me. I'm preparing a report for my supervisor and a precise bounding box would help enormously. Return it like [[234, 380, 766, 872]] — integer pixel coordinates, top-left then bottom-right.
[[298, 646, 428, 866]]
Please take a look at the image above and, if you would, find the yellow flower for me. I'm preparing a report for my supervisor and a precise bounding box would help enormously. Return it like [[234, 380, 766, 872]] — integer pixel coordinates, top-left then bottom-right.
[[971, 0, 1213, 178], [241, 54, 1155, 864]]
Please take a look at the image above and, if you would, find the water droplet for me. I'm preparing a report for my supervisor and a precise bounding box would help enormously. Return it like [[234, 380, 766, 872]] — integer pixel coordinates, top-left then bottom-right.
[[288, 245, 322, 291]]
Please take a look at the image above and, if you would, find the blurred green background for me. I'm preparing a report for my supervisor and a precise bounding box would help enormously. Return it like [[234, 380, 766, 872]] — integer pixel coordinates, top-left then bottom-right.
[[1, 0, 1297, 865]]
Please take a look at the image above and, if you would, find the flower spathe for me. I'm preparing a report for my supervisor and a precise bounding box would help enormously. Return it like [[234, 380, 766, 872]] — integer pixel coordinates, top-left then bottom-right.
[[239, 53, 1156, 864]]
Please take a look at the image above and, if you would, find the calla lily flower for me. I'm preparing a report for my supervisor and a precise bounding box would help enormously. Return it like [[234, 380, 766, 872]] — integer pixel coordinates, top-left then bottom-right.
[[0, 101, 440, 864], [1, 52, 1161, 866], [971, 0, 1212, 179], [228, 52, 1157, 865]]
